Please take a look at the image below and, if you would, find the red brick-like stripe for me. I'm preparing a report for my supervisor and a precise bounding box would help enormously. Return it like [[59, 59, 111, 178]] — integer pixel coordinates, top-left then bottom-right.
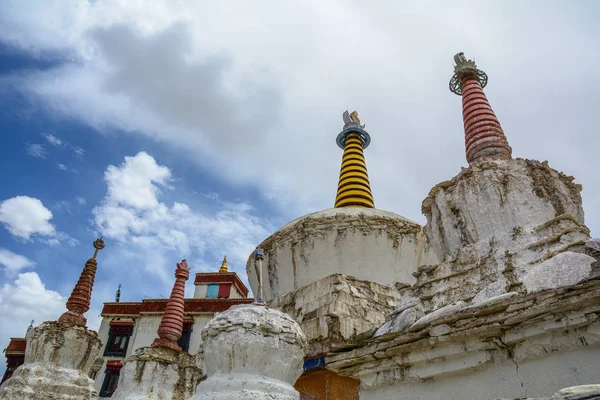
[[58, 238, 104, 326], [460, 77, 512, 164], [152, 260, 190, 351]]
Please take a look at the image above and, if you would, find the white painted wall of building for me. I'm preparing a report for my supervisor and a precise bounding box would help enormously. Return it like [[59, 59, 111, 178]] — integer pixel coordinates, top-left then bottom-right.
[[93, 313, 217, 394], [194, 284, 208, 298], [194, 283, 246, 299], [188, 315, 214, 353], [229, 286, 244, 299], [128, 315, 161, 351], [93, 317, 140, 393]]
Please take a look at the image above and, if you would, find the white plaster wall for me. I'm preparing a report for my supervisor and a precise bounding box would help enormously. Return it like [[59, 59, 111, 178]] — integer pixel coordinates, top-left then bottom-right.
[[96, 318, 111, 350], [361, 347, 600, 400], [194, 284, 208, 299], [246, 208, 439, 302], [129, 316, 162, 351], [94, 317, 141, 393], [93, 318, 112, 392], [188, 315, 214, 354], [229, 286, 244, 299]]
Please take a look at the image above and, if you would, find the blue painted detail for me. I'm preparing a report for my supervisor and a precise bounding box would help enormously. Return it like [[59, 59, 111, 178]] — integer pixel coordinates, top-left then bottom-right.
[[206, 284, 219, 298], [336, 127, 371, 150], [254, 248, 264, 260], [303, 356, 326, 371]]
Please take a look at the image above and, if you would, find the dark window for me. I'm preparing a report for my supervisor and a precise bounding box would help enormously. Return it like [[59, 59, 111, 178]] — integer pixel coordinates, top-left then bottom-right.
[[99, 361, 122, 397], [178, 321, 193, 353], [104, 323, 133, 357]]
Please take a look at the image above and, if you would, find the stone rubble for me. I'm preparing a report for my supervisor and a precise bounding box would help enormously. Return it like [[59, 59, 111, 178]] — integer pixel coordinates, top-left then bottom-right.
[[586, 239, 600, 253]]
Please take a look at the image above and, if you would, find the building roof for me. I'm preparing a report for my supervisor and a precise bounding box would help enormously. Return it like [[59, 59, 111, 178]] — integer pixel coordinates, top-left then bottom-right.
[[101, 297, 253, 317], [5, 338, 26, 355]]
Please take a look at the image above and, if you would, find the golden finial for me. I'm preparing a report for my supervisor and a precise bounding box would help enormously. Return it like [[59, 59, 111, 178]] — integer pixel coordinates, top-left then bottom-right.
[[218, 255, 228, 273]]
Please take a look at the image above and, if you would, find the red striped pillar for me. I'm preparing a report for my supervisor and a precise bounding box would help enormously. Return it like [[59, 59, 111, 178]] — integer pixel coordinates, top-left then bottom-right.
[[152, 259, 190, 351], [58, 238, 104, 326], [451, 53, 512, 165]]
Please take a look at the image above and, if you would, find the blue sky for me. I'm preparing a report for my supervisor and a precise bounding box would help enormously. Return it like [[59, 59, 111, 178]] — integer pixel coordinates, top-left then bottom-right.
[[0, 0, 598, 376]]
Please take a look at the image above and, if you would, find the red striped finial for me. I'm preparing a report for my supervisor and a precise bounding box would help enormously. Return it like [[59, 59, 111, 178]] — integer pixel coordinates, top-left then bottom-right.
[[449, 52, 512, 165], [58, 237, 105, 326], [152, 259, 190, 351]]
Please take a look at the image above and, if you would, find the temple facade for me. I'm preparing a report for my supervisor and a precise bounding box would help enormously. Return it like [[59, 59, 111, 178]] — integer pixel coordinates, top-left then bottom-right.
[[0, 338, 25, 385], [92, 256, 252, 396], [1, 52, 599, 400]]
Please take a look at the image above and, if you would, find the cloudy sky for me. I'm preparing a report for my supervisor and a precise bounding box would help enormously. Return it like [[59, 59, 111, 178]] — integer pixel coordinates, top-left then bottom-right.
[[0, 0, 598, 373]]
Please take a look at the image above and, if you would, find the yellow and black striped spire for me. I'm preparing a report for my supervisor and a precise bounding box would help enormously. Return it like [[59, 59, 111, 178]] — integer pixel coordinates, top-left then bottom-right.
[[334, 111, 374, 208]]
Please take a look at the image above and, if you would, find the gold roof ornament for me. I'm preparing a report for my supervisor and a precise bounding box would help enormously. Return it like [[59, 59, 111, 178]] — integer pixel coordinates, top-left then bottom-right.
[[219, 255, 229, 273]]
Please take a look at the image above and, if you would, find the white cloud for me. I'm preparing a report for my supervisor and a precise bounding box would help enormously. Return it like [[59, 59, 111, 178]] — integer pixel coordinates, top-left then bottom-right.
[[0, 196, 78, 246], [76, 196, 86, 205], [71, 145, 85, 157], [104, 152, 171, 210], [58, 163, 68, 171], [0, 1, 598, 236], [93, 152, 271, 281], [0, 272, 66, 370], [0, 196, 56, 240], [26, 143, 47, 159], [0, 249, 35, 275], [40, 132, 85, 158], [41, 132, 62, 147]]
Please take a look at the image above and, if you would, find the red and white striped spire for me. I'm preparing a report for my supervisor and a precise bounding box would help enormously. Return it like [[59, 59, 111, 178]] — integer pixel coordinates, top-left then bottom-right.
[[151, 259, 190, 351], [449, 52, 512, 165], [58, 237, 104, 326]]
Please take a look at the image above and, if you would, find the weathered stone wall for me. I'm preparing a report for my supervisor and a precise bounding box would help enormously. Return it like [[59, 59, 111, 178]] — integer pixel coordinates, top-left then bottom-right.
[[271, 274, 400, 356], [111, 346, 204, 400], [412, 158, 591, 312], [359, 350, 600, 400], [246, 208, 439, 303], [422, 158, 588, 266], [0, 321, 102, 400], [327, 280, 600, 400]]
